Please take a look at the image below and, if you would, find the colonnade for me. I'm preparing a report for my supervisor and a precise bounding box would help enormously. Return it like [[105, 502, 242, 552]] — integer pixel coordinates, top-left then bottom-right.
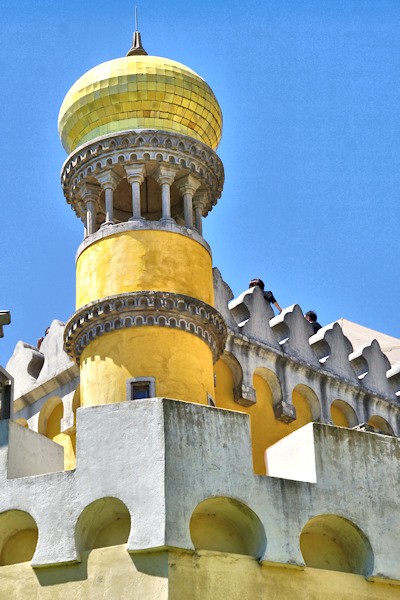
[[78, 165, 207, 237]]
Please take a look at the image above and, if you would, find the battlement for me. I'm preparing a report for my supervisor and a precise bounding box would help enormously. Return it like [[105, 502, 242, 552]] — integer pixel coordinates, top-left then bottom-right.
[[214, 268, 400, 437], [0, 398, 398, 586]]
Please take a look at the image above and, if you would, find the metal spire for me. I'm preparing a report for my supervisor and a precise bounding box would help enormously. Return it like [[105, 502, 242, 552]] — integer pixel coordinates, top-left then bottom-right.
[[127, 6, 148, 56]]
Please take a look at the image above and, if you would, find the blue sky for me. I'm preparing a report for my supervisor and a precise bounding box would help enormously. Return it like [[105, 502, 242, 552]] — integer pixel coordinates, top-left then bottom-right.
[[1, 0, 399, 365]]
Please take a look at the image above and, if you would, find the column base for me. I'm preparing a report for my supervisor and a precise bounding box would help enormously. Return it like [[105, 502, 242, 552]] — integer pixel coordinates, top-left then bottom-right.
[[129, 216, 146, 223], [101, 221, 114, 228], [160, 217, 175, 224]]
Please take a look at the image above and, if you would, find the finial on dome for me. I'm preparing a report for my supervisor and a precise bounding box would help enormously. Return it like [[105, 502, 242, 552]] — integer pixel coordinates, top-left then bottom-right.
[[127, 6, 148, 56]]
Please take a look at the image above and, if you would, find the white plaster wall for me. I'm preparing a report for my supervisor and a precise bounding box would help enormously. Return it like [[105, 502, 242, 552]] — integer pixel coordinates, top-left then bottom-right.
[[265, 423, 317, 483], [0, 399, 397, 582]]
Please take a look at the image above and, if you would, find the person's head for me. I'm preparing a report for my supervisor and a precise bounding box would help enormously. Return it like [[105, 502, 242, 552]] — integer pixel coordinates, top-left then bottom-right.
[[305, 311, 317, 323], [249, 278, 265, 291]]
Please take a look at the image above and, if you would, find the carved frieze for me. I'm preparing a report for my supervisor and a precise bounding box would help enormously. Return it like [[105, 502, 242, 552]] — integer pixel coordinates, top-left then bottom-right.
[[64, 291, 227, 365]]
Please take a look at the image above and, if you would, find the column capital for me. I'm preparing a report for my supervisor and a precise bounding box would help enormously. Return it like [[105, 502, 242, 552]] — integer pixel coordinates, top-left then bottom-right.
[[193, 190, 208, 211], [125, 163, 146, 185], [96, 169, 121, 191], [174, 174, 201, 197], [78, 182, 101, 204], [153, 165, 180, 187]]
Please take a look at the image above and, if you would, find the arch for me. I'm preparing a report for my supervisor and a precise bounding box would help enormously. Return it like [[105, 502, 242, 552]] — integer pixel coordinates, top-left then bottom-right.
[[330, 400, 358, 428], [0, 510, 38, 566], [254, 367, 282, 406], [75, 497, 131, 553], [190, 497, 266, 558], [38, 396, 63, 436], [292, 384, 321, 421], [220, 352, 243, 396], [367, 415, 394, 435], [300, 514, 373, 576]]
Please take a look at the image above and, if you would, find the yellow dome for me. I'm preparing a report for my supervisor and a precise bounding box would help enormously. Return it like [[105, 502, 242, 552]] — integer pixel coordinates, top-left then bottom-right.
[[58, 55, 222, 154]]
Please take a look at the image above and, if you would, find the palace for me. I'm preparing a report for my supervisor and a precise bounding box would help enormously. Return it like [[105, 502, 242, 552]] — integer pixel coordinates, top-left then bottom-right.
[[1, 21, 399, 600]]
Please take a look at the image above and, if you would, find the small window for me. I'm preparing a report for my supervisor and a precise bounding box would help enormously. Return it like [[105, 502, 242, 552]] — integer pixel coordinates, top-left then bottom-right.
[[126, 377, 156, 401], [131, 383, 150, 399]]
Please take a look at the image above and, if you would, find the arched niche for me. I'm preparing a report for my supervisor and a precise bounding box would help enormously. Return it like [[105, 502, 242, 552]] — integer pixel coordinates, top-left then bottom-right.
[[292, 384, 321, 422], [254, 367, 282, 406], [0, 510, 38, 566], [38, 396, 63, 437], [214, 352, 243, 406], [75, 497, 131, 553], [330, 400, 358, 428], [300, 514, 373, 576], [368, 415, 394, 435], [38, 396, 78, 470], [190, 496, 266, 559]]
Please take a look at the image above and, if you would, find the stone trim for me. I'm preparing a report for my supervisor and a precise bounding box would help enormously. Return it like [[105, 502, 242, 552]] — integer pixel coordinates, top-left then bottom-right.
[[64, 292, 227, 364], [126, 377, 156, 400], [75, 219, 211, 262], [61, 130, 224, 220]]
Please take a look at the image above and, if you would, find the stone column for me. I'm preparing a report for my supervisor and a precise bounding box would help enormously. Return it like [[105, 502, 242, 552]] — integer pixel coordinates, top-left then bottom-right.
[[96, 170, 121, 226], [154, 165, 179, 223], [193, 191, 208, 236], [175, 175, 201, 229], [125, 164, 146, 221], [79, 182, 101, 237]]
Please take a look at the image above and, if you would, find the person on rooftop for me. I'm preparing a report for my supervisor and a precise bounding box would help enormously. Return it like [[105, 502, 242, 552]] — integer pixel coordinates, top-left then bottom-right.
[[249, 278, 282, 314], [305, 311, 322, 335], [37, 326, 50, 351]]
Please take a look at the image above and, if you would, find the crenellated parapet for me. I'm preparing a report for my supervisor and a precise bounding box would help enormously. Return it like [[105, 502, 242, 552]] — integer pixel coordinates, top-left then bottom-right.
[[214, 269, 400, 435], [0, 399, 399, 585]]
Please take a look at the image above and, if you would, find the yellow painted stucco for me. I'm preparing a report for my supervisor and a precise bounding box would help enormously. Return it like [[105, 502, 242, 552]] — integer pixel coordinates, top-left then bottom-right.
[[214, 359, 313, 475], [43, 400, 76, 470], [0, 546, 398, 600], [76, 230, 213, 309], [80, 327, 214, 406], [331, 404, 349, 427]]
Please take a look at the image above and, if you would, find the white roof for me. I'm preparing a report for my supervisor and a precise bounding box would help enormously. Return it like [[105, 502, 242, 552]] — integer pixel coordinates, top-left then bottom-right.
[[333, 318, 400, 366]]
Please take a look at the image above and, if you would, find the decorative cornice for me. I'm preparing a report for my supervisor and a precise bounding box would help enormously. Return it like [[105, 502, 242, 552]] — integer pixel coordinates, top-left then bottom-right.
[[60, 130, 224, 221], [64, 292, 227, 364]]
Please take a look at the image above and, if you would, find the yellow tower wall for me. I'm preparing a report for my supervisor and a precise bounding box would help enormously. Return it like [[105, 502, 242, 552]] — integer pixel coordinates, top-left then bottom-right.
[[76, 230, 214, 309], [80, 327, 215, 406]]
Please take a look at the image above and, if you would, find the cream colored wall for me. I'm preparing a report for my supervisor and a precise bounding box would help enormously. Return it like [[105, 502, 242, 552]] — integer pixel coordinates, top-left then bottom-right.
[[76, 230, 214, 309], [80, 327, 214, 406], [214, 359, 313, 474], [0, 547, 398, 600], [169, 551, 400, 600]]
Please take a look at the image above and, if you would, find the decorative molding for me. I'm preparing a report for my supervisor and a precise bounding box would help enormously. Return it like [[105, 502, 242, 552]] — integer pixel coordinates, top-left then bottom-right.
[[64, 291, 227, 365], [61, 130, 224, 221]]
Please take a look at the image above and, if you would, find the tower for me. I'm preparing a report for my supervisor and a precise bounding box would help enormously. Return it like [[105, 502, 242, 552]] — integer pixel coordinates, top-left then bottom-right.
[[1, 15, 400, 600], [59, 34, 226, 408]]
